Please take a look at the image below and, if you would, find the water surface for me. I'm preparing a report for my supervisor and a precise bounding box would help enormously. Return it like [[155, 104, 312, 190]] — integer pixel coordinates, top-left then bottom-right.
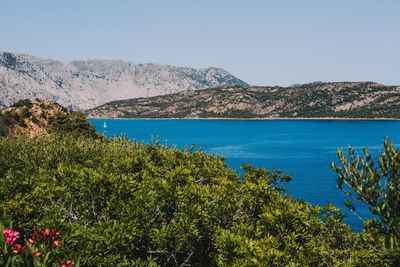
[[89, 119, 400, 231]]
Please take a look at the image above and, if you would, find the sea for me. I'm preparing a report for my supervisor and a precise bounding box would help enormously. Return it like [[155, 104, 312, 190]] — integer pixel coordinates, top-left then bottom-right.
[[89, 119, 400, 231]]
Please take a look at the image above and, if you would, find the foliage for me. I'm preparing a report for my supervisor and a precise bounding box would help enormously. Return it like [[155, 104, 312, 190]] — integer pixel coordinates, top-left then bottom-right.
[[16, 107, 32, 127], [332, 138, 400, 265], [48, 112, 99, 139], [11, 99, 33, 109], [0, 113, 16, 138], [0, 224, 76, 267], [0, 134, 389, 266]]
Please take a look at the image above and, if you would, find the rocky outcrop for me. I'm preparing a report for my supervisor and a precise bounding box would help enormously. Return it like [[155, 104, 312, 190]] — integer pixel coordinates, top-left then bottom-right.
[[0, 99, 71, 137]]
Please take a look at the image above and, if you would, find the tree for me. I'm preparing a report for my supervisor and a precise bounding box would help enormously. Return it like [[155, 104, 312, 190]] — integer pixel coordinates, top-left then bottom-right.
[[332, 138, 400, 263]]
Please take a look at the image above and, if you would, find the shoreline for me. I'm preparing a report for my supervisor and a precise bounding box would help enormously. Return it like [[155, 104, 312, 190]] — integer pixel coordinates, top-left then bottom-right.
[[87, 117, 400, 121]]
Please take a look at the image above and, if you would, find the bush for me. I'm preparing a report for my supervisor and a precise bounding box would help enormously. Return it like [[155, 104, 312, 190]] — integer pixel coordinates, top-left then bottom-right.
[[17, 107, 32, 127], [11, 99, 33, 109], [0, 135, 387, 266], [0, 112, 16, 137], [19, 107, 31, 119], [48, 112, 99, 139]]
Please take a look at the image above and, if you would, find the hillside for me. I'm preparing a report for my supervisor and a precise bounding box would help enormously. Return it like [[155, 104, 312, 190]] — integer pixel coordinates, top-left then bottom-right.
[[86, 82, 400, 119], [0, 52, 247, 110], [0, 99, 97, 138]]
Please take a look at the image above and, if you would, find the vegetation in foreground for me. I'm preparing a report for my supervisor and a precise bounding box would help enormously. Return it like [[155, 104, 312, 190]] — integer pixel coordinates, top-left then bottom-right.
[[0, 133, 397, 266], [0, 99, 399, 266]]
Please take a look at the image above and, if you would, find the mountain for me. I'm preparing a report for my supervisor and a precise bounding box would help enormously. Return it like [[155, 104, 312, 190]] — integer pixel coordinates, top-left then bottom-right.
[[86, 82, 400, 119], [0, 52, 247, 110]]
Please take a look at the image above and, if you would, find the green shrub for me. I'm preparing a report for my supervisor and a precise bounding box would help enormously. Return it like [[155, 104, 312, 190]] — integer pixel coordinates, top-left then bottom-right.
[[0, 134, 386, 266], [19, 107, 31, 119], [11, 99, 33, 109], [17, 107, 32, 127], [48, 112, 99, 139], [0, 112, 16, 137]]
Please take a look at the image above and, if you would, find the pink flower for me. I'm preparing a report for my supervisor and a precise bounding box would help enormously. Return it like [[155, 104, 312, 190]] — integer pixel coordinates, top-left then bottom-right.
[[53, 239, 61, 247], [43, 228, 51, 238], [12, 243, 23, 254], [60, 259, 74, 267], [3, 228, 20, 245]]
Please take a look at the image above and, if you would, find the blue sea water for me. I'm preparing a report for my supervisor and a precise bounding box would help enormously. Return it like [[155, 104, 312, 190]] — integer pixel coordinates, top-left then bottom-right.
[[89, 119, 400, 231]]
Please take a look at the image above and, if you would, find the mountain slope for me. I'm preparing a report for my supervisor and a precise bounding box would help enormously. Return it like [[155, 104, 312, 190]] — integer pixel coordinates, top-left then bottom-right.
[[0, 52, 247, 110], [86, 82, 400, 119]]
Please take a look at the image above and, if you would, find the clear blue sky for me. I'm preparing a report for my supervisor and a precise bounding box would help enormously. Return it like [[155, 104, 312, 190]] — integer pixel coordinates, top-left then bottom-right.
[[2, 0, 400, 86]]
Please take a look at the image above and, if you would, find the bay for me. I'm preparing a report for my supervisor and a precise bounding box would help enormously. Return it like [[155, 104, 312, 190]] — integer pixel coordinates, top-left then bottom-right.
[[89, 119, 400, 231]]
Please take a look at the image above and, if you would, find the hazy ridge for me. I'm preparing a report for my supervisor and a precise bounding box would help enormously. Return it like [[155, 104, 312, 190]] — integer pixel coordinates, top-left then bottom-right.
[[0, 52, 247, 110]]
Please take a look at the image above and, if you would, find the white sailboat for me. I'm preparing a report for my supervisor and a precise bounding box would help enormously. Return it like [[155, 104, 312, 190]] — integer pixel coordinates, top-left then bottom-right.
[[103, 121, 108, 129]]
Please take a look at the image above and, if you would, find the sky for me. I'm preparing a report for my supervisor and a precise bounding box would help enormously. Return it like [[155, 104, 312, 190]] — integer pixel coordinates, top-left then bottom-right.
[[1, 0, 400, 86]]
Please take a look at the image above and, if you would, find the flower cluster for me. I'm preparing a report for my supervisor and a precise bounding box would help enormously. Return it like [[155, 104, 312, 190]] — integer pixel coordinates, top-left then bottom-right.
[[3, 228, 20, 245], [29, 227, 61, 249], [1, 226, 75, 266]]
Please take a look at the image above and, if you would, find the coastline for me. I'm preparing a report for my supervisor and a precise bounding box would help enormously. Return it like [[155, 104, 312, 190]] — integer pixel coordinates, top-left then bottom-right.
[[87, 116, 400, 121]]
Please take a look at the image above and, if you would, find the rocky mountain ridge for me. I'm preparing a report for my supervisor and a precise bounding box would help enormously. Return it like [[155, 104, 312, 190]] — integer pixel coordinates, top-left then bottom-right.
[[86, 82, 400, 119], [0, 52, 247, 110]]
